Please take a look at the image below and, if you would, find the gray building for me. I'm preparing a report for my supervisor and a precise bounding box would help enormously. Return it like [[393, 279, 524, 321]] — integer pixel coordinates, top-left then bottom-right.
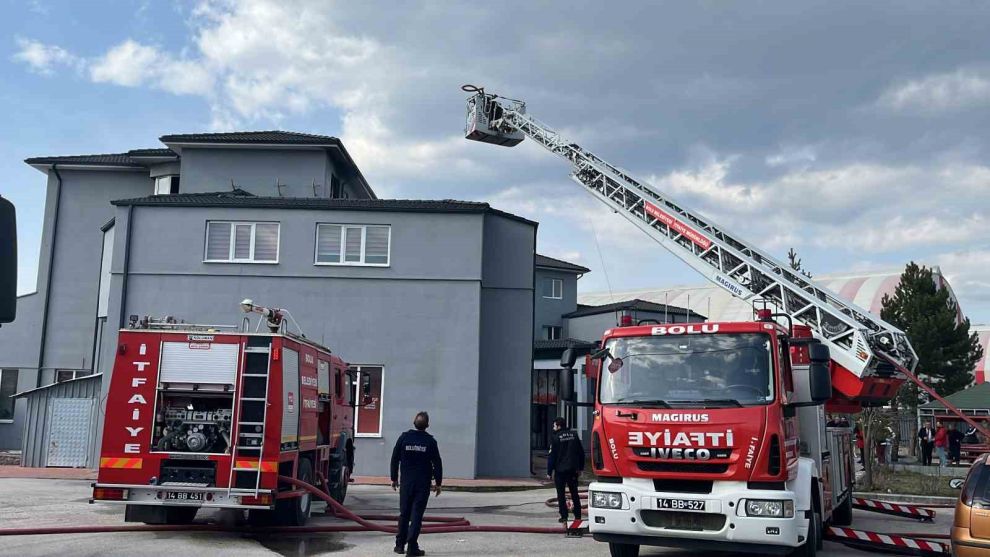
[[1, 131, 536, 478]]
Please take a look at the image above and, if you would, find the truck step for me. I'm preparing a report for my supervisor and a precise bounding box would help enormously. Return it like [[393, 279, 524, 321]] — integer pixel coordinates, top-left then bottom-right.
[[242, 373, 269, 377], [243, 348, 270, 353], [240, 397, 267, 402]]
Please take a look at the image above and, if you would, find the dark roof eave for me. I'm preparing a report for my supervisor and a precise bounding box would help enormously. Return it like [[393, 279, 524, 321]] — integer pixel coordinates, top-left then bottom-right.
[[563, 299, 699, 319], [110, 195, 538, 226]]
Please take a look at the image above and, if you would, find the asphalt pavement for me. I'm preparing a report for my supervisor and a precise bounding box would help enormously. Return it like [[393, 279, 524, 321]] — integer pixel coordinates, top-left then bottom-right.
[[0, 478, 953, 556]]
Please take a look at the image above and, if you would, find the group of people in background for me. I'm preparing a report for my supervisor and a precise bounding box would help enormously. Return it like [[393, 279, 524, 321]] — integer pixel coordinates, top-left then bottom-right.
[[918, 421, 981, 467], [847, 416, 983, 468]]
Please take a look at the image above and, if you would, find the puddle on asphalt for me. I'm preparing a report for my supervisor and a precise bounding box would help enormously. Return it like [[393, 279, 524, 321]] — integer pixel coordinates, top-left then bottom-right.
[[248, 534, 354, 556]]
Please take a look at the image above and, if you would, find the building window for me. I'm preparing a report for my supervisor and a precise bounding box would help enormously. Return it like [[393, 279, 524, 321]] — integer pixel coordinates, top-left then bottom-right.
[[543, 326, 562, 340], [205, 221, 280, 263], [0, 369, 17, 421], [154, 175, 180, 195], [315, 224, 390, 266], [542, 278, 563, 299], [350, 365, 384, 437], [55, 369, 92, 384]]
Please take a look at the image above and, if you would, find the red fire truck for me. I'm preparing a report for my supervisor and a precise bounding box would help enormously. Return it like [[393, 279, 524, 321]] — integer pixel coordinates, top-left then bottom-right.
[[462, 87, 922, 556], [560, 315, 861, 556], [92, 301, 365, 526]]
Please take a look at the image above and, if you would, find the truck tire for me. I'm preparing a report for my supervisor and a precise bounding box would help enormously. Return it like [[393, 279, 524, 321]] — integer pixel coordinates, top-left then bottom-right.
[[276, 458, 313, 526], [608, 542, 640, 557], [789, 509, 821, 557], [831, 493, 853, 526], [328, 461, 348, 505]]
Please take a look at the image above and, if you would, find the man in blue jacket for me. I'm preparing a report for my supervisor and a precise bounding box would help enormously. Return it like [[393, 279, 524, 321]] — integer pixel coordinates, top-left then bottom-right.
[[391, 411, 443, 556], [547, 417, 585, 523]]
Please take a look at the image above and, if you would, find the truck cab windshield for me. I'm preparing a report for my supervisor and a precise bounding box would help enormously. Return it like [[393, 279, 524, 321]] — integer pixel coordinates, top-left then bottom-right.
[[599, 333, 774, 407]]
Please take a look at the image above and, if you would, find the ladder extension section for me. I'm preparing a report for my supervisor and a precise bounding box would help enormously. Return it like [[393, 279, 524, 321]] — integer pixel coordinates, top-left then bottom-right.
[[465, 89, 917, 381]]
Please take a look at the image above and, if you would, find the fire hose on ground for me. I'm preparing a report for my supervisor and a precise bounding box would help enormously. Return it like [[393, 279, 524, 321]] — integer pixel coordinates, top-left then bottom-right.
[[0, 475, 567, 537], [0, 477, 956, 556]]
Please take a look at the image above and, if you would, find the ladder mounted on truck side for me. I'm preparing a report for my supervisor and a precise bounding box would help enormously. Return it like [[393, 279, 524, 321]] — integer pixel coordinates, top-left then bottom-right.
[[462, 85, 918, 398]]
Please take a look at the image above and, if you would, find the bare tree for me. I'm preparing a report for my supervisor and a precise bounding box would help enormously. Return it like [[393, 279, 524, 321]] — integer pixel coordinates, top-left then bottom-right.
[[787, 248, 813, 278]]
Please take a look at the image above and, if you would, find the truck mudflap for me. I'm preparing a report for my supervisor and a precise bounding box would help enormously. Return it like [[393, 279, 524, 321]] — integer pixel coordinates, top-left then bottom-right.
[[852, 497, 936, 522], [825, 526, 949, 556]]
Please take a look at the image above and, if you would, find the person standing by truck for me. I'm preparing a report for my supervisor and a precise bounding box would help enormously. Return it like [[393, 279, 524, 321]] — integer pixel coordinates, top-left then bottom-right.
[[391, 412, 443, 557], [934, 423, 948, 468], [547, 417, 585, 523], [918, 421, 934, 466]]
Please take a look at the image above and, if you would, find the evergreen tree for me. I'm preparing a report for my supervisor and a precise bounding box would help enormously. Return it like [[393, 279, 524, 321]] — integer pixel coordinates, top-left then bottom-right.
[[881, 262, 984, 406]]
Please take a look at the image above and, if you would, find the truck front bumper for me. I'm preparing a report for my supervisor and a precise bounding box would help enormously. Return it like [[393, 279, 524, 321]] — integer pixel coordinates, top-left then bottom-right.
[[588, 478, 808, 554], [92, 483, 275, 510]]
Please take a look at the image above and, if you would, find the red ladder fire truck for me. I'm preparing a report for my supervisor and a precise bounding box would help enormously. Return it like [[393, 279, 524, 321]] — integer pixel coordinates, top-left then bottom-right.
[[461, 86, 972, 557], [92, 300, 366, 526]]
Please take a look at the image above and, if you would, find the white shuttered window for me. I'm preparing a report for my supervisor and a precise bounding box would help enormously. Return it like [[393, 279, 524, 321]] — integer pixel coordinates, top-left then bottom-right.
[[205, 221, 280, 263], [315, 224, 390, 266]]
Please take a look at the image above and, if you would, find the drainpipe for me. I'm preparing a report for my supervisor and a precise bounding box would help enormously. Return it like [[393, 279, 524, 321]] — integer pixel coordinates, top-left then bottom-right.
[[35, 164, 62, 388], [117, 205, 133, 330]]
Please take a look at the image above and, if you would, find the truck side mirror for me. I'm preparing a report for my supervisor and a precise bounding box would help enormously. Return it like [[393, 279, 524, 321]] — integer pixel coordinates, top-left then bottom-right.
[[808, 343, 832, 404], [809, 361, 832, 403], [560, 348, 577, 369], [0, 196, 15, 324], [808, 343, 829, 364], [559, 367, 575, 403]]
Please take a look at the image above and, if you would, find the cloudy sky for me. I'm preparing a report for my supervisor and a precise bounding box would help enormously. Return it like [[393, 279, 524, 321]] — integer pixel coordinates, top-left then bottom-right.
[[2, 1, 989, 322]]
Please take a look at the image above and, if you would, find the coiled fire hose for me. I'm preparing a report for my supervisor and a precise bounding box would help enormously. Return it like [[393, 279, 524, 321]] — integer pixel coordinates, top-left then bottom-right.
[[0, 476, 566, 537]]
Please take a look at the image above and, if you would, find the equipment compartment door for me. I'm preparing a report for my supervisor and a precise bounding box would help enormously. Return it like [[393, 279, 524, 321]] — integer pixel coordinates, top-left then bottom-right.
[[46, 398, 95, 467], [281, 348, 299, 450]]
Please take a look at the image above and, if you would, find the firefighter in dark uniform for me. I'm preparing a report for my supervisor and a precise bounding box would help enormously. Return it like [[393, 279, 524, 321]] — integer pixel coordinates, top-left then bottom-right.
[[547, 417, 585, 523], [390, 411, 443, 556]]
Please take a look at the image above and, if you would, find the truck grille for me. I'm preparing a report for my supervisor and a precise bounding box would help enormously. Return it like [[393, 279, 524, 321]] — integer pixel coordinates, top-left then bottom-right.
[[653, 479, 713, 494], [637, 462, 728, 474], [641, 510, 726, 531]]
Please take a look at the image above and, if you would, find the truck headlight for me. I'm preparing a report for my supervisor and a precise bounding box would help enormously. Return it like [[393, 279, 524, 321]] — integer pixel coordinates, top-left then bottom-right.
[[744, 499, 794, 518], [590, 490, 624, 509]]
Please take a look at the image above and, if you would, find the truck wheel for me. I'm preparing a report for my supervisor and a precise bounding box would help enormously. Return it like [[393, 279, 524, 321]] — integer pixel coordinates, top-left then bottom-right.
[[608, 542, 640, 557], [831, 494, 853, 526], [277, 458, 313, 526], [328, 462, 348, 506], [789, 509, 821, 557]]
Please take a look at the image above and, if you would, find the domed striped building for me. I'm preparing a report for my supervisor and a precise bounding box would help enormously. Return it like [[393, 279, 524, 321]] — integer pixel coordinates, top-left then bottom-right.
[[579, 267, 986, 383]]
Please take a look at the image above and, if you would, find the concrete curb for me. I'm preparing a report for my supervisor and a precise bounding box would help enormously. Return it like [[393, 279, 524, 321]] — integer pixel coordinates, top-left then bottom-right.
[[853, 492, 957, 505]]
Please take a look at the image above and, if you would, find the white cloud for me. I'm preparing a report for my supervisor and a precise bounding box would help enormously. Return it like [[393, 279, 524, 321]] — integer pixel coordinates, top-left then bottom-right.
[[766, 145, 817, 168], [936, 249, 990, 304], [878, 68, 990, 113], [89, 40, 213, 96], [12, 37, 80, 76]]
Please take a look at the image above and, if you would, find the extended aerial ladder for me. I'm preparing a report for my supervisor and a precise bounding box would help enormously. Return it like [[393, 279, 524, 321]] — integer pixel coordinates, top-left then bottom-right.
[[462, 85, 925, 405]]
